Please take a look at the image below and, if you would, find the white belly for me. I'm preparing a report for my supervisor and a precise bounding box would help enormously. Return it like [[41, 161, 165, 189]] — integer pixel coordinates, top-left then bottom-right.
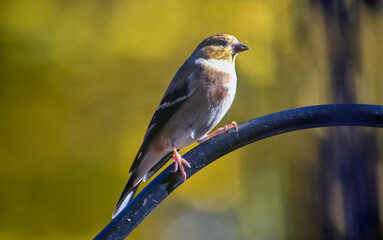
[[168, 80, 236, 149]]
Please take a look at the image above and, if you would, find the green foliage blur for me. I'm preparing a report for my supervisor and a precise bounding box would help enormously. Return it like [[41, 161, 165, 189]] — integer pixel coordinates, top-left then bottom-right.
[[0, 0, 382, 239]]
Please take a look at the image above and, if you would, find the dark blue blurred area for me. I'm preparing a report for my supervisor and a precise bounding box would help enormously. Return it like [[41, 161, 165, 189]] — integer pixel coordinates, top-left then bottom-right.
[[317, 0, 382, 239]]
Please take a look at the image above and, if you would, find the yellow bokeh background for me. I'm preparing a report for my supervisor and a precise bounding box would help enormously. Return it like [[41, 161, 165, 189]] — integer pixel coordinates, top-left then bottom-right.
[[0, 0, 382, 239]]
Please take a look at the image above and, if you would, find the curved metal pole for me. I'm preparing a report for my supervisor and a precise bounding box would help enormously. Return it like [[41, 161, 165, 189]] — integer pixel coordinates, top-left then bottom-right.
[[94, 104, 383, 240]]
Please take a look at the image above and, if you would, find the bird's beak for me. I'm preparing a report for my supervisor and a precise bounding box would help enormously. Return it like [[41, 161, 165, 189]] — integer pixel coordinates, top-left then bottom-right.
[[233, 42, 250, 53]]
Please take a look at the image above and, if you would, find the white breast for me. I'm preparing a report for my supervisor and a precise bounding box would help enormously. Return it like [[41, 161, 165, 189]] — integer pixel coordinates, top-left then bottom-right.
[[196, 58, 237, 77]]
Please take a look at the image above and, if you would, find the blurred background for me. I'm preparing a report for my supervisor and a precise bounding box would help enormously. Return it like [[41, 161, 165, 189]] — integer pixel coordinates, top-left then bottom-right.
[[0, 0, 383, 239]]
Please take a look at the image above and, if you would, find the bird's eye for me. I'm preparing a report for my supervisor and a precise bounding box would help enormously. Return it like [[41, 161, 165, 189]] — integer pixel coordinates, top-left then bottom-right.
[[217, 40, 227, 46]]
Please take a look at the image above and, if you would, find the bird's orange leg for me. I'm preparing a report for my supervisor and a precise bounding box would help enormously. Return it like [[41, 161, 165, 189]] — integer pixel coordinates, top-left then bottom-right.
[[171, 146, 191, 180], [205, 121, 238, 141]]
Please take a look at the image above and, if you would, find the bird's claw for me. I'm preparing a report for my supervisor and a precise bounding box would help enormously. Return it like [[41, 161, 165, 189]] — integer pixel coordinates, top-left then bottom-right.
[[204, 121, 239, 140], [172, 149, 191, 180], [226, 121, 238, 132]]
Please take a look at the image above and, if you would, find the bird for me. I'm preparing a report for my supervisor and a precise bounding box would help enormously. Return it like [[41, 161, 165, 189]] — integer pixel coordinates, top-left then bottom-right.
[[112, 34, 249, 218]]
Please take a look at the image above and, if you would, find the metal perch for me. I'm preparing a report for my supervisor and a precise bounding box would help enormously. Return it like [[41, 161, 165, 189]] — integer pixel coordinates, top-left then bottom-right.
[[94, 104, 383, 240]]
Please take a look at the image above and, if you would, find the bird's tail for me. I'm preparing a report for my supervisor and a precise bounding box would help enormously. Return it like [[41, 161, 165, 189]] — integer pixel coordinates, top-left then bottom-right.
[[112, 174, 140, 219], [112, 150, 172, 218]]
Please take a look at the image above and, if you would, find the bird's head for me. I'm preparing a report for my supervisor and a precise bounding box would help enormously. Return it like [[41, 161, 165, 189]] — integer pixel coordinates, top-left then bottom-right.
[[193, 34, 249, 62]]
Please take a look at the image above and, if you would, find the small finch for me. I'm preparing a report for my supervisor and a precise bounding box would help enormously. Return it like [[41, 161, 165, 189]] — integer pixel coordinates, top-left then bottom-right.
[[113, 34, 249, 218]]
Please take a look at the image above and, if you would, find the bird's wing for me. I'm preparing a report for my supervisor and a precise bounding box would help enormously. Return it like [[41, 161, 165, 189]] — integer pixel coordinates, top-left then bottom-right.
[[129, 63, 197, 173], [143, 151, 174, 181]]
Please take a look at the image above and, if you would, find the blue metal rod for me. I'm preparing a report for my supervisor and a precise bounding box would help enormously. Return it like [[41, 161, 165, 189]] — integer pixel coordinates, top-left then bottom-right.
[[94, 104, 383, 240]]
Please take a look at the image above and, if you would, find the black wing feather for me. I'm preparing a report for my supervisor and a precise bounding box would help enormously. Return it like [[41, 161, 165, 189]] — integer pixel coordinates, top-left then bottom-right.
[[129, 76, 190, 173]]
